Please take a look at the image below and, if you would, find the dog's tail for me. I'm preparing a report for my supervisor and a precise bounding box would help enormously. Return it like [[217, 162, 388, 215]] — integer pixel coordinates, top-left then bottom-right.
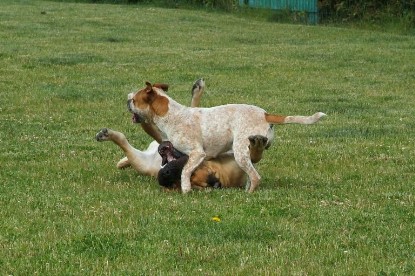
[[265, 112, 326, 125]]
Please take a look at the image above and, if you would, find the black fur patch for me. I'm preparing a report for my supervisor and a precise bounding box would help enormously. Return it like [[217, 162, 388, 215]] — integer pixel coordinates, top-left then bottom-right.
[[157, 156, 188, 188], [206, 174, 222, 189]]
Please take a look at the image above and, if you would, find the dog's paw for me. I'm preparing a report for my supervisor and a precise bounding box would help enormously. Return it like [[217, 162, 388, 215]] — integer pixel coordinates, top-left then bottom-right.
[[95, 128, 109, 141], [181, 184, 192, 194], [191, 78, 205, 96], [248, 135, 268, 150], [314, 112, 327, 120], [116, 157, 131, 169]]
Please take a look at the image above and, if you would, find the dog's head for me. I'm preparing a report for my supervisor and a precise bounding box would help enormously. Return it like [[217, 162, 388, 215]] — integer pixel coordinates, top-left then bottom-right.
[[127, 82, 170, 122], [157, 154, 189, 189]]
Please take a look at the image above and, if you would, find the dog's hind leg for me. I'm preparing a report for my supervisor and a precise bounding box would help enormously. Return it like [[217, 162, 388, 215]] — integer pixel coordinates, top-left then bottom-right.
[[233, 140, 261, 193], [245, 164, 261, 193], [180, 151, 206, 193]]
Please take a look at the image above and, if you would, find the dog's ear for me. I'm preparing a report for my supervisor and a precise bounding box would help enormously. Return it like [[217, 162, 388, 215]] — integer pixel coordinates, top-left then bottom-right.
[[143, 81, 169, 116], [153, 83, 169, 92], [145, 81, 152, 91], [142, 81, 156, 102], [145, 81, 157, 96]]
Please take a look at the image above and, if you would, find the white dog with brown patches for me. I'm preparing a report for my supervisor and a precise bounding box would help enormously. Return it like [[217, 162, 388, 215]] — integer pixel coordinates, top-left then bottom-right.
[[128, 82, 325, 193]]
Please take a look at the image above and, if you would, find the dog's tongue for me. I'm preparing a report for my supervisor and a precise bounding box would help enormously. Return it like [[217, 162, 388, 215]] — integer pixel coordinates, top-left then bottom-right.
[[167, 153, 176, 163]]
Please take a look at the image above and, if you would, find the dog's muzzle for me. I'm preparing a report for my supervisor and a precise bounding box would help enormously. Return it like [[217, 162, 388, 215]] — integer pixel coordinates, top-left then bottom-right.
[[127, 99, 145, 124], [127, 99, 133, 113]]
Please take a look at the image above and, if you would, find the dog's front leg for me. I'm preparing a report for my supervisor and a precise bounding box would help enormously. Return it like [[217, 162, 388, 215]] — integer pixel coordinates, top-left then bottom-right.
[[181, 151, 206, 193]]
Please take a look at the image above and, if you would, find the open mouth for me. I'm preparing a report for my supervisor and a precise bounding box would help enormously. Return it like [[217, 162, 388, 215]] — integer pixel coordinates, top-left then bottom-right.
[[132, 113, 142, 124], [127, 99, 142, 123], [158, 141, 188, 169], [161, 152, 177, 168], [161, 155, 168, 168]]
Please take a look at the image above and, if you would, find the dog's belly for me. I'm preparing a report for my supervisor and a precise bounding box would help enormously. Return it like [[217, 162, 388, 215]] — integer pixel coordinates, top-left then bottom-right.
[[202, 132, 233, 158]]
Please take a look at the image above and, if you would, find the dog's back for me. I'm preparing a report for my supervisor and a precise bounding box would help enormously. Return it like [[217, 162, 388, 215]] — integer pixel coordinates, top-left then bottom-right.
[[195, 104, 272, 157]]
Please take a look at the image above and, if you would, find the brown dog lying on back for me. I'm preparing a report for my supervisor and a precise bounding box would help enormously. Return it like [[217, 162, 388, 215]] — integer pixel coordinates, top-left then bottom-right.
[[157, 135, 268, 189]]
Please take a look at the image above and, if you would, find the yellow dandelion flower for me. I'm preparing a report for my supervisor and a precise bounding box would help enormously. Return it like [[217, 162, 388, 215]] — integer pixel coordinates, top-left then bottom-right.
[[211, 216, 221, 222]]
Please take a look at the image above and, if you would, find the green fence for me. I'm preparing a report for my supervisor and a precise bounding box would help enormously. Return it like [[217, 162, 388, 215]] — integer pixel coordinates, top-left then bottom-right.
[[239, 0, 318, 24]]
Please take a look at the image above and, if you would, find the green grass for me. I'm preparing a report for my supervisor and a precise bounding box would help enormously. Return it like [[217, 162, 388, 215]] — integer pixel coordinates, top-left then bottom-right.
[[1, 0, 414, 274]]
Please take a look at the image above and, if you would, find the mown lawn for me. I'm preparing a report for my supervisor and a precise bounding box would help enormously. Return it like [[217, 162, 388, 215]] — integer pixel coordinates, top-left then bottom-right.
[[0, 0, 414, 274]]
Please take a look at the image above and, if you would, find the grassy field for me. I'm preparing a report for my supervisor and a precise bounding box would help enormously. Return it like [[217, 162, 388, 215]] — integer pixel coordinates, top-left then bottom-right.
[[1, 0, 414, 274]]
